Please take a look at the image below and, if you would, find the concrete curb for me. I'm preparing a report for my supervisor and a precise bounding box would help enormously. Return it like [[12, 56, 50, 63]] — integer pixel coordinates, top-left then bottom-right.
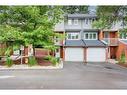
[[115, 63, 127, 70], [0, 61, 63, 70]]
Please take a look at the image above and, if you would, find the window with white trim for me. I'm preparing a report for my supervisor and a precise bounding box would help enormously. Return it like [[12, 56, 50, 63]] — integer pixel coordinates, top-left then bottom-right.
[[67, 33, 79, 40], [74, 19, 78, 25], [84, 32, 97, 40], [85, 19, 88, 24], [68, 19, 72, 25]]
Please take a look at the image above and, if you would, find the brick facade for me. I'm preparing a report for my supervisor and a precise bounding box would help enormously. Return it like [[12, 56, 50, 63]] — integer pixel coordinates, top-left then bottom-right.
[[116, 41, 127, 61]]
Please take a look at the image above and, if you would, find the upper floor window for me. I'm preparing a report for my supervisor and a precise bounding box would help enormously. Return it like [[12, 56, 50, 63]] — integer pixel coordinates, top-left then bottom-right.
[[84, 32, 97, 40], [73, 19, 79, 25], [85, 19, 88, 24], [67, 33, 79, 40], [54, 36, 59, 43], [68, 19, 72, 25]]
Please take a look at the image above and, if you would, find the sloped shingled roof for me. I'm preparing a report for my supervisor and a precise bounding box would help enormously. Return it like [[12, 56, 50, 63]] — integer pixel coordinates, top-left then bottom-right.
[[65, 40, 85, 46], [64, 40, 106, 47], [84, 40, 106, 47]]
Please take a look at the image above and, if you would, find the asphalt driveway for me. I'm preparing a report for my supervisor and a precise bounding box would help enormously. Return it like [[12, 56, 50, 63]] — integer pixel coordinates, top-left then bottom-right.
[[0, 62, 127, 89]]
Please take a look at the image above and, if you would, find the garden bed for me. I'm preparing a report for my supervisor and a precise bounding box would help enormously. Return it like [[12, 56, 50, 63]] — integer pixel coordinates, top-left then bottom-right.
[[0, 55, 63, 69], [0, 61, 63, 70]]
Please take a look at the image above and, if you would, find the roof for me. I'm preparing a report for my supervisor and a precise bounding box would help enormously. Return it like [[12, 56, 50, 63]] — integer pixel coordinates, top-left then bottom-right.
[[65, 14, 97, 18], [83, 40, 106, 47], [64, 40, 106, 47], [64, 40, 85, 47], [65, 29, 99, 32]]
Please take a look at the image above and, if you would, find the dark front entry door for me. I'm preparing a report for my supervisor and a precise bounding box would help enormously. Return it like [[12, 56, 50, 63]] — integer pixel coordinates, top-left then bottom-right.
[[110, 47, 116, 59]]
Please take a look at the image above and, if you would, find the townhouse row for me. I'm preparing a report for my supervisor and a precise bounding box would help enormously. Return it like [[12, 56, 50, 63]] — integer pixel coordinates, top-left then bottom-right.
[[54, 14, 127, 62]]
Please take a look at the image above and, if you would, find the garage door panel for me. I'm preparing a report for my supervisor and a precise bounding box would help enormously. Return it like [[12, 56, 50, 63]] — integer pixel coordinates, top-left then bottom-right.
[[87, 48, 106, 62], [65, 48, 84, 61]]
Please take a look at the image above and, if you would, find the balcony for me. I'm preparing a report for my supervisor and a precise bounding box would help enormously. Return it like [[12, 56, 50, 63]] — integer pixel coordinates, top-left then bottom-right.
[[103, 38, 119, 46]]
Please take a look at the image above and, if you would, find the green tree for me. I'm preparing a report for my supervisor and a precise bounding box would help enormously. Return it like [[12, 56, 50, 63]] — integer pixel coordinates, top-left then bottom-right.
[[63, 6, 88, 14], [92, 6, 127, 30], [0, 6, 64, 54]]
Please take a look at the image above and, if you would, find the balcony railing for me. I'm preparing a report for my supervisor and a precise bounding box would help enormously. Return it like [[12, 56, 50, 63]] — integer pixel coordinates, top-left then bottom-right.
[[103, 38, 119, 46]]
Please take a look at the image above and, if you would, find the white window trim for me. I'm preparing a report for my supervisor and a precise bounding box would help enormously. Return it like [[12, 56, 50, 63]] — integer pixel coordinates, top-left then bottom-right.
[[84, 32, 98, 40], [68, 19, 72, 25], [73, 19, 79, 25], [67, 33, 80, 40], [85, 19, 88, 25]]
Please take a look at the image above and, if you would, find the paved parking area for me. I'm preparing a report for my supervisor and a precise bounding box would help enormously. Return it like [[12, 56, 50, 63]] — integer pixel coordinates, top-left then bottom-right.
[[0, 62, 127, 89]]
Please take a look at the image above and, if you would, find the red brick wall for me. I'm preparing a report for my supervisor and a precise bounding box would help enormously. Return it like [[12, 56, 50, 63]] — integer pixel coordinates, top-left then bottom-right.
[[35, 48, 48, 57], [116, 41, 127, 61], [63, 48, 65, 61], [60, 46, 63, 58], [84, 48, 87, 63], [99, 31, 104, 40]]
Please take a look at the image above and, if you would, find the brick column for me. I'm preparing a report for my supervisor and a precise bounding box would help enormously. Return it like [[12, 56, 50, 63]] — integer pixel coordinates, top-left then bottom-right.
[[24, 46, 29, 64], [84, 48, 87, 63], [63, 47, 65, 61], [106, 47, 108, 62], [115, 30, 119, 38], [99, 30, 103, 40]]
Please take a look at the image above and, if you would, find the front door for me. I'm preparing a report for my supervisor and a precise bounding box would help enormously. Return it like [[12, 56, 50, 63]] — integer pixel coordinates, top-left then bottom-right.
[[110, 47, 116, 59]]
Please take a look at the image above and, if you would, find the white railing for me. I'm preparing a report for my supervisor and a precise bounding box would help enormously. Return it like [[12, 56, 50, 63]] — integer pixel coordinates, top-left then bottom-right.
[[103, 38, 119, 46]]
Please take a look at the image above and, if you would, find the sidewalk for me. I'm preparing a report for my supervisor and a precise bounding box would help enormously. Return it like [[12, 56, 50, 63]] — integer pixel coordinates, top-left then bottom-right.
[[0, 61, 63, 70]]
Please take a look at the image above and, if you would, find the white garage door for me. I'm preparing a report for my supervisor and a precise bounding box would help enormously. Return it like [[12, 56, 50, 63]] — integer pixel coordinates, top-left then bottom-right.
[[87, 48, 106, 62], [65, 48, 84, 61]]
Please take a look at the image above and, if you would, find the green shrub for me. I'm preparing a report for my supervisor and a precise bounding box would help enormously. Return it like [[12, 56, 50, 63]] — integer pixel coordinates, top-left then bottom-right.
[[5, 57, 13, 67], [50, 57, 58, 66], [43, 55, 52, 61], [119, 52, 126, 64], [28, 56, 37, 67], [44, 56, 60, 66], [56, 57, 60, 62], [50, 57, 60, 66]]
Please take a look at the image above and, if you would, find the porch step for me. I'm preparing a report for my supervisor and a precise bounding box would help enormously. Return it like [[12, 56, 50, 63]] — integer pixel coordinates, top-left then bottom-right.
[[107, 59, 118, 64]]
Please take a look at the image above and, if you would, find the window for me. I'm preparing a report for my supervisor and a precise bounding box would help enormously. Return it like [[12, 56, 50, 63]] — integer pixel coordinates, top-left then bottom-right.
[[55, 36, 59, 43], [92, 18, 95, 22], [67, 33, 79, 40], [68, 19, 72, 25], [89, 18, 92, 24], [84, 32, 97, 40], [55, 37, 59, 42], [93, 33, 97, 39], [85, 19, 88, 24], [74, 19, 78, 25]]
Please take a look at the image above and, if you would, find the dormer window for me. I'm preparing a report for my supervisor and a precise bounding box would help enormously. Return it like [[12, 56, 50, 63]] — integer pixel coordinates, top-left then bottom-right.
[[67, 33, 79, 40], [68, 19, 72, 25], [74, 19, 78, 25]]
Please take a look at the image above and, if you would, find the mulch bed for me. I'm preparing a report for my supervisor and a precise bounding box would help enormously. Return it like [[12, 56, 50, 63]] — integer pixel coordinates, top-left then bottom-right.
[[36, 56, 52, 66], [0, 56, 52, 66]]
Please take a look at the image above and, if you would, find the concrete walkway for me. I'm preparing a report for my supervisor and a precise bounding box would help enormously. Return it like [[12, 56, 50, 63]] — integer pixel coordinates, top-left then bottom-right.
[[0, 62, 127, 89]]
